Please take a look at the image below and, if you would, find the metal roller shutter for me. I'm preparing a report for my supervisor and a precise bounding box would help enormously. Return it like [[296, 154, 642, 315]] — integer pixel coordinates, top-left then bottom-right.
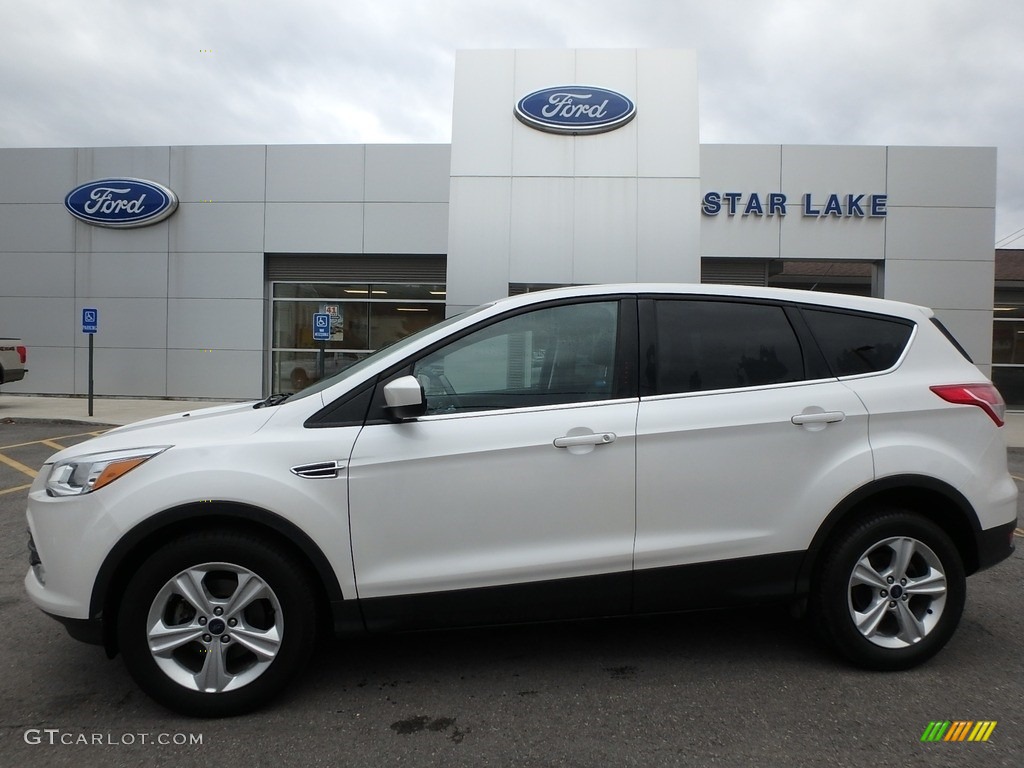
[[265, 254, 447, 282], [700, 258, 768, 287]]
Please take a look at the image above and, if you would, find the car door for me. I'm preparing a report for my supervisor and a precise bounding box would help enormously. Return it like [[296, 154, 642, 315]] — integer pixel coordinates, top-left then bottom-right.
[[348, 298, 639, 630], [633, 297, 873, 612]]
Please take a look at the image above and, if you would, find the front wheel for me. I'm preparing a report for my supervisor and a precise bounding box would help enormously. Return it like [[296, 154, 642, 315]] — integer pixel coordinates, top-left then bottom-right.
[[117, 530, 317, 717], [813, 510, 966, 670]]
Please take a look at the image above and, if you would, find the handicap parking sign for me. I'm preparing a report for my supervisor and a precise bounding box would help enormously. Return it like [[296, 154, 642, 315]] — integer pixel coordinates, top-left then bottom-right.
[[82, 308, 99, 334], [313, 312, 331, 341]]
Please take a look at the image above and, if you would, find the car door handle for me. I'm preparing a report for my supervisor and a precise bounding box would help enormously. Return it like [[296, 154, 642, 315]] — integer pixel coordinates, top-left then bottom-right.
[[790, 411, 846, 426], [553, 432, 617, 448]]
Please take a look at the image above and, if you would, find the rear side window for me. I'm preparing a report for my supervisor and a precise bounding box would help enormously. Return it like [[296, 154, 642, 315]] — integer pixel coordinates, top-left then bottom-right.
[[802, 308, 913, 376], [654, 300, 803, 394]]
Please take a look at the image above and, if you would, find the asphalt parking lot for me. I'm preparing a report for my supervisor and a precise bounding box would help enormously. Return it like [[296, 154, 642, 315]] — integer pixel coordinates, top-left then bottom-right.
[[0, 418, 1021, 768]]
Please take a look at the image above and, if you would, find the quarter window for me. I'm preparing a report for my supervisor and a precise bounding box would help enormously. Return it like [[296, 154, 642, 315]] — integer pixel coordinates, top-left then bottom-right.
[[801, 309, 913, 376], [412, 302, 620, 414], [654, 300, 804, 394]]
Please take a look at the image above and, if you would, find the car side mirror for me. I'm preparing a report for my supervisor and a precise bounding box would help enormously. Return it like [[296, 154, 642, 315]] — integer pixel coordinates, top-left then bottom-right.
[[383, 375, 427, 421]]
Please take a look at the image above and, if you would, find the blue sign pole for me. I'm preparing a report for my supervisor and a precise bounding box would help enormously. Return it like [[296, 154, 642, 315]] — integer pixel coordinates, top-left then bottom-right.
[[82, 308, 98, 416]]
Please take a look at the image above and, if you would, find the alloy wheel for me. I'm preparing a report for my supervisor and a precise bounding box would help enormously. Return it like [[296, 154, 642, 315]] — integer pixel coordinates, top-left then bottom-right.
[[145, 562, 284, 693], [846, 536, 947, 649]]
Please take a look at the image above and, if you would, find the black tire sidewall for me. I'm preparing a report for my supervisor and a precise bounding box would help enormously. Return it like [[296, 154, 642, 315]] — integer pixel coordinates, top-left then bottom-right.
[[815, 510, 966, 671], [117, 530, 316, 717]]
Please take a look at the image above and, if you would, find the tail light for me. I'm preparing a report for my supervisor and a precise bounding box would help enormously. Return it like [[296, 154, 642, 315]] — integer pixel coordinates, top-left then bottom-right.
[[930, 384, 1006, 427], [16, 345, 27, 364]]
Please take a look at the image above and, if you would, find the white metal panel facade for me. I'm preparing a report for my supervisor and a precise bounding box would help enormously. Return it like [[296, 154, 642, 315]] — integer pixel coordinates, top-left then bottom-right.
[[0, 144, 452, 398], [447, 48, 703, 314]]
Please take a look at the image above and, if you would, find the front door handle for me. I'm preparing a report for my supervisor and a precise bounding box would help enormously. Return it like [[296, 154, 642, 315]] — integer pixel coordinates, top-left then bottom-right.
[[791, 411, 846, 426], [553, 432, 617, 448]]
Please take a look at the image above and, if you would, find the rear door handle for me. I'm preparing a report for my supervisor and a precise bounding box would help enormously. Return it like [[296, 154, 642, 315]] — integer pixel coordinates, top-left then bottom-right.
[[791, 411, 845, 426], [553, 432, 617, 448]]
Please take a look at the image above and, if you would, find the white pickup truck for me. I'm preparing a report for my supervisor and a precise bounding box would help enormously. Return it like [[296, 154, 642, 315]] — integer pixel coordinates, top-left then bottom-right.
[[0, 338, 27, 388]]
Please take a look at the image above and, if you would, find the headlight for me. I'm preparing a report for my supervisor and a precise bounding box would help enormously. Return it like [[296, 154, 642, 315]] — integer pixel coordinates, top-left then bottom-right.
[[45, 446, 170, 497]]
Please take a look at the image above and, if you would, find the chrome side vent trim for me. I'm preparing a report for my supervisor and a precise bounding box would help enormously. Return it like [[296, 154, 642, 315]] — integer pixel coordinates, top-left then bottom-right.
[[290, 461, 345, 479]]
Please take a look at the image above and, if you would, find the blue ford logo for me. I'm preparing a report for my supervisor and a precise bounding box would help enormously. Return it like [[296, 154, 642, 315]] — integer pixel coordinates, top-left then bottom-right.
[[64, 178, 178, 228], [515, 86, 636, 135]]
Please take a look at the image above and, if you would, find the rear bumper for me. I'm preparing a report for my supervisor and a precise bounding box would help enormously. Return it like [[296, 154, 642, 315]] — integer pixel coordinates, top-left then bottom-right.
[[975, 519, 1018, 573]]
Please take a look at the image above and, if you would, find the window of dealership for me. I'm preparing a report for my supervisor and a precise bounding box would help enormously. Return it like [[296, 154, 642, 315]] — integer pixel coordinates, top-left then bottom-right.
[[270, 282, 446, 392], [266, 254, 447, 392], [993, 249, 1024, 404]]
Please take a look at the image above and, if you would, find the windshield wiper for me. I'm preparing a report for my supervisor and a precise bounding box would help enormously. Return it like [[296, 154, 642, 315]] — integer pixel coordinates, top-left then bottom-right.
[[253, 393, 292, 409]]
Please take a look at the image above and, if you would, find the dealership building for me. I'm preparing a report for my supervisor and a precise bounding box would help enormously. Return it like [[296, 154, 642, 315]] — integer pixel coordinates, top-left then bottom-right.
[[1, 49, 1013, 401]]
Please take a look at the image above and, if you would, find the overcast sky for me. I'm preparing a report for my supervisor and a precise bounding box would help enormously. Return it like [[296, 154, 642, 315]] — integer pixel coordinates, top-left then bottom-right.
[[3, 0, 1023, 246]]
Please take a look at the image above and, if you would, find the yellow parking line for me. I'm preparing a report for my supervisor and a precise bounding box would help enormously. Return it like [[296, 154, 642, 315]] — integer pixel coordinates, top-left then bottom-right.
[[0, 429, 106, 451], [41, 440, 66, 451], [0, 483, 32, 496], [1013, 475, 1024, 483], [0, 452, 38, 478]]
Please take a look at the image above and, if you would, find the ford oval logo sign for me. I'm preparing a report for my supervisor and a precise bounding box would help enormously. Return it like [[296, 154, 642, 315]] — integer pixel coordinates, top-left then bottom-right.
[[64, 178, 178, 228], [515, 86, 636, 135]]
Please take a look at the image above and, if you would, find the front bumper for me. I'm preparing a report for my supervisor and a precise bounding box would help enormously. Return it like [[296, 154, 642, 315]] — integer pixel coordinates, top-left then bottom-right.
[[40, 609, 104, 645], [24, 471, 116, 622]]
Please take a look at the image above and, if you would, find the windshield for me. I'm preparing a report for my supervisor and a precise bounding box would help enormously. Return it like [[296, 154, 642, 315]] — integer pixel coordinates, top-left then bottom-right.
[[285, 305, 489, 403]]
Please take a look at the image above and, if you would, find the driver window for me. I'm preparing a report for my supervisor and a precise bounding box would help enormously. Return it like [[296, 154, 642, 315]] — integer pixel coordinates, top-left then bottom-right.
[[412, 301, 619, 414]]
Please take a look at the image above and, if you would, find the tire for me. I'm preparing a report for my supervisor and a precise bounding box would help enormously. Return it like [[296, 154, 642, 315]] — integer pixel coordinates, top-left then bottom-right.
[[117, 529, 317, 717], [813, 509, 965, 670]]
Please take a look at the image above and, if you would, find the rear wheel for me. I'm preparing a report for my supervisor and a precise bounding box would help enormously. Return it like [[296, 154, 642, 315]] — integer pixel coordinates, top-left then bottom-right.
[[117, 530, 317, 717], [813, 509, 965, 670]]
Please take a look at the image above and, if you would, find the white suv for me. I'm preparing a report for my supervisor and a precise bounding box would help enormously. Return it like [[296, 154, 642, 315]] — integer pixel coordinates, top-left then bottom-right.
[[24, 284, 1018, 717]]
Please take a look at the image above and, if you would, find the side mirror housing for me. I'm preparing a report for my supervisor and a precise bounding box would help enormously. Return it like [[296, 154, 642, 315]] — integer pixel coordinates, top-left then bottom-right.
[[383, 375, 427, 421]]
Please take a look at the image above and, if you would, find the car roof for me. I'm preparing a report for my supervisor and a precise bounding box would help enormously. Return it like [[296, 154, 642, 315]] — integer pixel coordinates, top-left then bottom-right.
[[492, 283, 933, 321]]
